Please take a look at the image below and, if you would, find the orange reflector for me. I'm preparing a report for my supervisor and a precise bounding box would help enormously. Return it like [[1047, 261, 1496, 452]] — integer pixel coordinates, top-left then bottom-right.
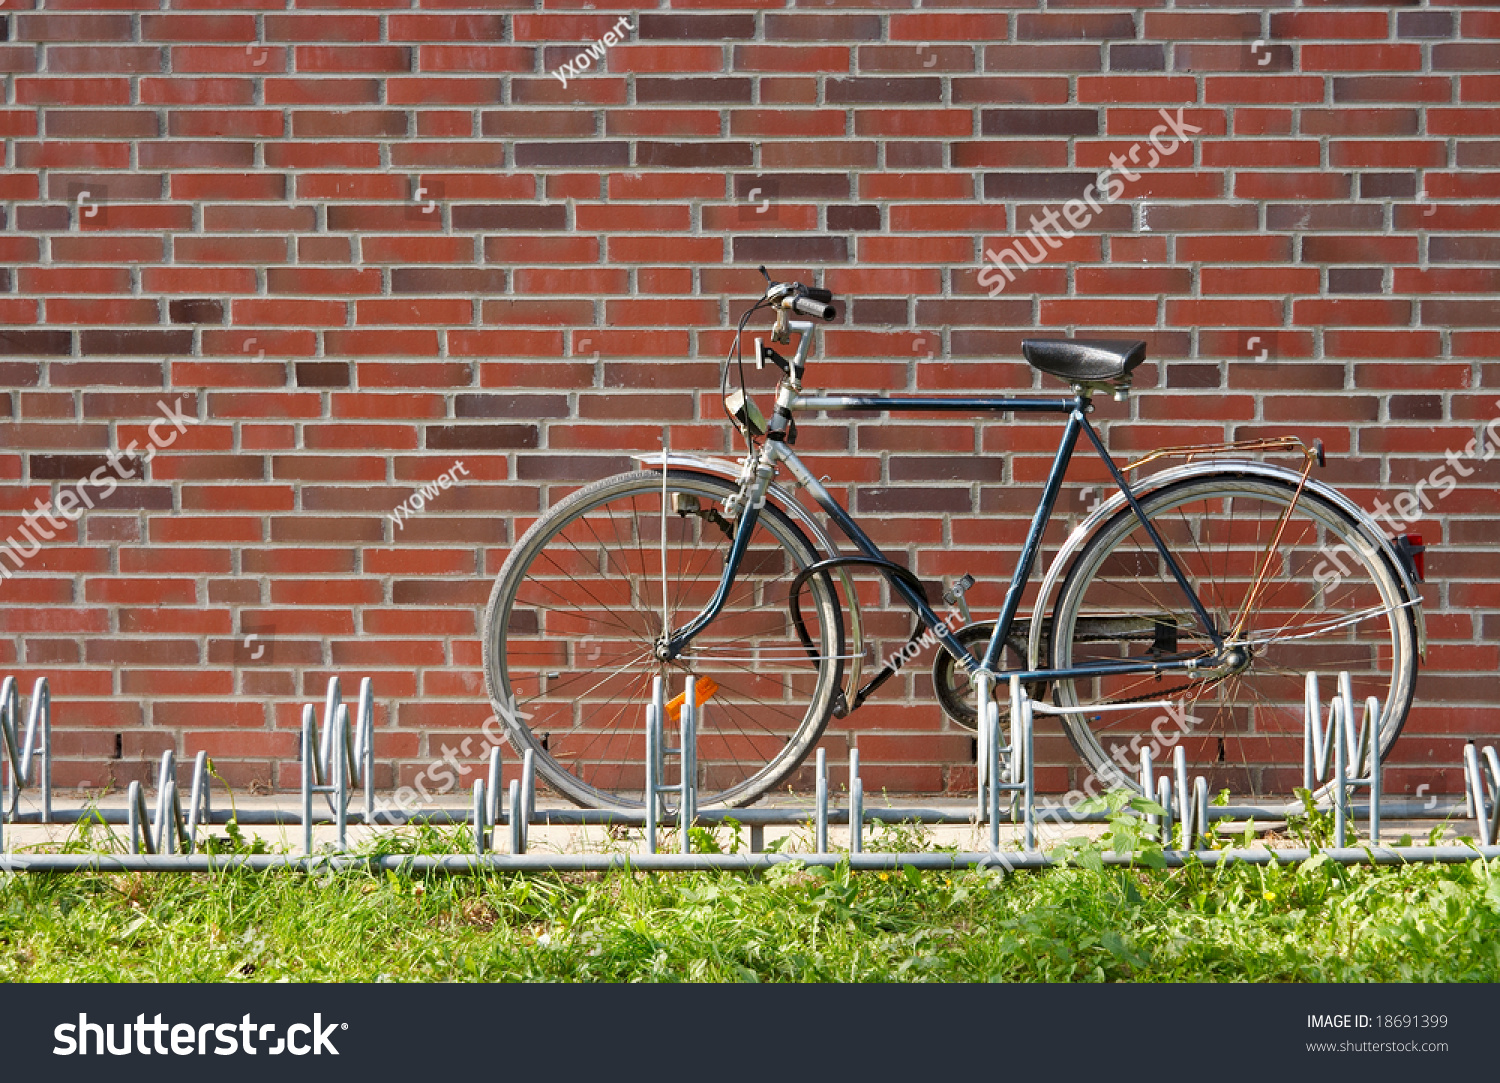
[[665, 676, 719, 723]]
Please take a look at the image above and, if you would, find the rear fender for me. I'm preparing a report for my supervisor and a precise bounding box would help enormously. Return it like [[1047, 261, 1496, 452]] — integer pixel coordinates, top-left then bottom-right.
[[1025, 459, 1427, 667]]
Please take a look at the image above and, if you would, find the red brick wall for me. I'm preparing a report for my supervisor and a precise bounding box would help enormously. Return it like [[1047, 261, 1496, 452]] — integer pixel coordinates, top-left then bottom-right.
[[1, 2, 1496, 798]]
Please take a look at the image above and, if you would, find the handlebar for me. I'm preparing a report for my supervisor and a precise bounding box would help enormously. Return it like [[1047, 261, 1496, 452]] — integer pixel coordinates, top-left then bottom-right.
[[759, 270, 837, 321], [791, 294, 835, 321]]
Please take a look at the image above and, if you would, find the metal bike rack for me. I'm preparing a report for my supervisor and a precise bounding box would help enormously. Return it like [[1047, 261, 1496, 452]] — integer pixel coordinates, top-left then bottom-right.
[[1463, 742, 1500, 847], [127, 750, 211, 856], [1137, 747, 1211, 849], [1303, 671, 1383, 846], [299, 676, 375, 854], [0, 676, 50, 850], [975, 673, 1035, 851], [4, 668, 1496, 873], [643, 674, 702, 855]]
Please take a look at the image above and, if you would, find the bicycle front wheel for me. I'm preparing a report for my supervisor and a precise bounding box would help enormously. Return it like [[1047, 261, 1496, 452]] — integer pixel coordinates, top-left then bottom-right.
[[483, 469, 844, 810], [1049, 473, 1419, 802]]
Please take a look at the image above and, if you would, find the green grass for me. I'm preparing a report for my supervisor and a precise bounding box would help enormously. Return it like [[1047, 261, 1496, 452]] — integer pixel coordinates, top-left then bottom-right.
[[2, 819, 1499, 981]]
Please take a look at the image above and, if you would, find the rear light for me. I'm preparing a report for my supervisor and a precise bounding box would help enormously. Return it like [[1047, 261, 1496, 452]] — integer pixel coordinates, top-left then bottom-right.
[[1394, 533, 1425, 581]]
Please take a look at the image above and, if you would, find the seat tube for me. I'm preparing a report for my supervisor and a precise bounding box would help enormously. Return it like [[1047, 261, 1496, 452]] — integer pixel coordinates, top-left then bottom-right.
[[981, 408, 1084, 671]]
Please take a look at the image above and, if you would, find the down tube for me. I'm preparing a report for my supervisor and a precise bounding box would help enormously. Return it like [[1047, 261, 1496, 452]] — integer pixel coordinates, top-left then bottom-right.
[[772, 443, 966, 660], [981, 410, 1084, 671]]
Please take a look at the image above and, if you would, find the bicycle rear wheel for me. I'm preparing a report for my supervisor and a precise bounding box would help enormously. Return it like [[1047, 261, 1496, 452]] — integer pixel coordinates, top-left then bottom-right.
[[483, 469, 844, 811], [1048, 473, 1419, 803]]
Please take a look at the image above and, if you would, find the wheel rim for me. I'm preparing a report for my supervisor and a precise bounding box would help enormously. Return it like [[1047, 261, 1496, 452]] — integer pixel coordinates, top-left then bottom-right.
[[485, 471, 841, 810], [1051, 478, 1416, 803]]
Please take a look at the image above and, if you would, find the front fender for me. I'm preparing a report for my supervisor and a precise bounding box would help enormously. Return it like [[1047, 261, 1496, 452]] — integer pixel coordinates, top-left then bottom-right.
[[632, 451, 867, 700], [1025, 459, 1427, 667]]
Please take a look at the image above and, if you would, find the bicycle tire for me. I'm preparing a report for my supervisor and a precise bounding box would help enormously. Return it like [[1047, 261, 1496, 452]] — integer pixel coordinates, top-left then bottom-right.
[[1048, 473, 1419, 802], [482, 468, 844, 811]]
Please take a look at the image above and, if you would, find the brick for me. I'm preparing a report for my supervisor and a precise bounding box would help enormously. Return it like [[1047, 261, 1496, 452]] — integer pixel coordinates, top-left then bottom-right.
[[1016, 13, 1135, 41], [0, 10, 1485, 801], [982, 109, 1098, 137]]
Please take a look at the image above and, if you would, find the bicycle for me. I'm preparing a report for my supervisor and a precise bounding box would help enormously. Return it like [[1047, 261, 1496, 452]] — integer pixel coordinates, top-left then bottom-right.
[[483, 270, 1425, 812]]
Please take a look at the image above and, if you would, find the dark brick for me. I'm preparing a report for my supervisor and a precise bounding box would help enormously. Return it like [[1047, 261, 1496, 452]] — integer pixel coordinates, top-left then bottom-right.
[[734, 174, 851, 200], [515, 453, 632, 481], [29, 453, 138, 480], [1359, 172, 1418, 199], [451, 204, 567, 230], [985, 44, 1101, 72], [0, 362, 42, 387], [1166, 364, 1221, 390], [391, 268, 508, 293], [1327, 268, 1385, 293], [16, 206, 69, 232], [90, 486, 175, 512], [638, 14, 756, 40], [0, 331, 71, 356], [889, 141, 948, 169], [637, 78, 752, 104], [982, 109, 1099, 137], [636, 141, 753, 168], [763, 14, 882, 42], [1334, 77, 1450, 104], [168, 298, 224, 324], [1016, 12, 1135, 40], [1433, 44, 1494, 70], [425, 424, 539, 450], [51, 361, 163, 387], [79, 330, 193, 356], [731, 235, 849, 263], [856, 487, 972, 515], [455, 394, 569, 419], [828, 205, 881, 231], [295, 362, 350, 388], [1266, 204, 1383, 231], [1141, 204, 1256, 232], [1431, 237, 1500, 262], [850, 298, 907, 325], [513, 142, 629, 169], [826, 78, 942, 104], [984, 173, 1095, 200], [1420, 300, 1500, 326], [890, 456, 1002, 483], [1397, 11, 1453, 38], [1389, 395, 1443, 421], [1110, 43, 1165, 72]]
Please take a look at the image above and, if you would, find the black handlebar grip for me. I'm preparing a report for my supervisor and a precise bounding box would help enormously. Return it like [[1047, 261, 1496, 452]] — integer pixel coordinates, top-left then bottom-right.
[[804, 286, 833, 303], [791, 295, 836, 320]]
